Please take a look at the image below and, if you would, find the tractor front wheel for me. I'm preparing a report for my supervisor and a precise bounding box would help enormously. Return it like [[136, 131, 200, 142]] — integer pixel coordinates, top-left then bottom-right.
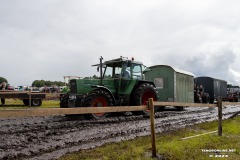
[[60, 94, 69, 108], [132, 83, 158, 116], [82, 90, 113, 119]]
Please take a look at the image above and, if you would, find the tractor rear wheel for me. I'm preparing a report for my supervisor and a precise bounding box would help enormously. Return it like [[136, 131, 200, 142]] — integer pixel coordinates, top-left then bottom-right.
[[132, 83, 158, 116], [82, 90, 113, 119]]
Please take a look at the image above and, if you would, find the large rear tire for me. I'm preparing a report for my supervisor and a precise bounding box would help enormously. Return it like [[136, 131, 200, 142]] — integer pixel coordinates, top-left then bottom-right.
[[131, 83, 158, 116], [82, 90, 113, 119]]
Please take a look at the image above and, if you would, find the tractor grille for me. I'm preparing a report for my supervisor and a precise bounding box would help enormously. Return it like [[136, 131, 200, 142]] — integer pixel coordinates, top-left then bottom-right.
[[70, 79, 77, 93]]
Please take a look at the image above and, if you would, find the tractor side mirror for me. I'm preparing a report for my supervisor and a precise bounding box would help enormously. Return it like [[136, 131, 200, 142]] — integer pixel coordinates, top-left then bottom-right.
[[143, 68, 151, 73]]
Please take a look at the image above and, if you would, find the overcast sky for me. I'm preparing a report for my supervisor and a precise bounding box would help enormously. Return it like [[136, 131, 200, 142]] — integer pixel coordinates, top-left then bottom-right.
[[1, 0, 240, 86]]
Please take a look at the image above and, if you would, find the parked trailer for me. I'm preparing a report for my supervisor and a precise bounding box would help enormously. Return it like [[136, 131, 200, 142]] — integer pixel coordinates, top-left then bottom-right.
[[144, 65, 194, 110], [0, 90, 46, 106], [194, 77, 227, 103]]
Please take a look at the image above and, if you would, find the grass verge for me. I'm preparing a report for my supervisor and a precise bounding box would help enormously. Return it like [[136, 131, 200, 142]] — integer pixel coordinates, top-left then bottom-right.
[[59, 116, 240, 160]]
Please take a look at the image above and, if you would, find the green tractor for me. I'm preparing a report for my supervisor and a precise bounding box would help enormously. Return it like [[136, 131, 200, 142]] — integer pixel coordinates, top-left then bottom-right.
[[60, 56, 158, 119]]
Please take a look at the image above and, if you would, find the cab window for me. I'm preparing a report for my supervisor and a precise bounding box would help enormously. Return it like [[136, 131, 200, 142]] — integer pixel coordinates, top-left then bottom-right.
[[132, 64, 142, 79]]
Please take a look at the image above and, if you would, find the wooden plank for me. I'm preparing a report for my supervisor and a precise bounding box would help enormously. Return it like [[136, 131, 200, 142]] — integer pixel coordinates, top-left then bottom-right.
[[229, 111, 240, 119], [0, 91, 29, 94], [181, 131, 217, 140], [0, 91, 45, 95], [0, 105, 147, 118], [0, 91, 46, 99], [1, 100, 239, 118], [222, 102, 240, 106], [153, 101, 217, 107]]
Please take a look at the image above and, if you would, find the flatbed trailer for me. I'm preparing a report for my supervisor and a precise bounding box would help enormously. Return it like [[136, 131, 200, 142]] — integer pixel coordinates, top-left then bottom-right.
[[0, 90, 46, 106]]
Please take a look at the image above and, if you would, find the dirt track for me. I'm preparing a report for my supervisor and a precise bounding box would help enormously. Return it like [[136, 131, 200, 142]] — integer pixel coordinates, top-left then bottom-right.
[[0, 105, 240, 160]]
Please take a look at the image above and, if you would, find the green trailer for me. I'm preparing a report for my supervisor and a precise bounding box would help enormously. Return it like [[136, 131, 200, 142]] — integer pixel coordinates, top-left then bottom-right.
[[144, 65, 194, 109]]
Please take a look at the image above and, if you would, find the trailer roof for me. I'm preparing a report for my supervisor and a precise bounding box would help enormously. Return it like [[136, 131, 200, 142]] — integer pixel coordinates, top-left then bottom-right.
[[194, 76, 227, 82], [149, 65, 195, 77]]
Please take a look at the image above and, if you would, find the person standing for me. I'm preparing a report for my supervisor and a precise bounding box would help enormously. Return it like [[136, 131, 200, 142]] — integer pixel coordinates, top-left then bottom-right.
[[0, 82, 7, 105]]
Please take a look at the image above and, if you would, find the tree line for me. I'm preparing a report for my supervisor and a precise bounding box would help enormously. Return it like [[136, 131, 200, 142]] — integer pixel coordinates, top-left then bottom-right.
[[1, 77, 65, 87], [0, 77, 8, 84], [31, 80, 65, 87]]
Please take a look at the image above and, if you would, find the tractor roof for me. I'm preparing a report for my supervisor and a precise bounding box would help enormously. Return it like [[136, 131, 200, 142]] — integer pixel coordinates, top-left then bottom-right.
[[92, 57, 143, 67]]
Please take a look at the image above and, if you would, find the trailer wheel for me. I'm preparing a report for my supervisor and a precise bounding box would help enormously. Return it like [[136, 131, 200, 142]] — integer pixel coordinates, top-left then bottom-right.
[[132, 83, 158, 116], [1, 98, 5, 105], [31, 99, 42, 106], [22, 99, 42, 106], [82, 90, 113, 119]]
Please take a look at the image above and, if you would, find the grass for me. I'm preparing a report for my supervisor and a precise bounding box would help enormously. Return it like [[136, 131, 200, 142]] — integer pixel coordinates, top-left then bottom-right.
[[41, 99, 60, 108], [59, 116, 240, 160]]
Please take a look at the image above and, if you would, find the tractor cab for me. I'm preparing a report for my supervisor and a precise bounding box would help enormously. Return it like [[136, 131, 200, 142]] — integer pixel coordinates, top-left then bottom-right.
[[94, 56, 145, 81], [92, 57, 147, 104]]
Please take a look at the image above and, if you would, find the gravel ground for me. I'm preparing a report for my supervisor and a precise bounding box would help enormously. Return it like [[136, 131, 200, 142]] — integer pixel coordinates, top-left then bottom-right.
[[0, 105, 239, 160]]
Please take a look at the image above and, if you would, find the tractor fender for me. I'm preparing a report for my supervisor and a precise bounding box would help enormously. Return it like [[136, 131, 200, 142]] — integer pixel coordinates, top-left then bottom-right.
[[133, 80, 156, 90], [91, 85, 116, 105]]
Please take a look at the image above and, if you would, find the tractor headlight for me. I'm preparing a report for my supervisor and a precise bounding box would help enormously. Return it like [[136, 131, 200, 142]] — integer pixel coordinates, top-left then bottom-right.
[[69, 95, 76, 100]]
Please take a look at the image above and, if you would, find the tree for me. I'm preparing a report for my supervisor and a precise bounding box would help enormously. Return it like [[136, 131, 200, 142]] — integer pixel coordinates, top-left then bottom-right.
[[32, 80, 44, 87], [31, 80, 64, 87], [0, 77, 8, 84]]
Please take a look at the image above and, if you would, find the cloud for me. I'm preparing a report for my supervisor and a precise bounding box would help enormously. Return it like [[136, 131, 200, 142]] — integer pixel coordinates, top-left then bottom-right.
[[185, 46, 237, 83], [1, 0, 240, 86]]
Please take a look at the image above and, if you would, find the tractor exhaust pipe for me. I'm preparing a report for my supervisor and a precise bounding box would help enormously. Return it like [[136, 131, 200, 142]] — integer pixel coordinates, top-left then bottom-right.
[[100, 56, 103, 85]]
